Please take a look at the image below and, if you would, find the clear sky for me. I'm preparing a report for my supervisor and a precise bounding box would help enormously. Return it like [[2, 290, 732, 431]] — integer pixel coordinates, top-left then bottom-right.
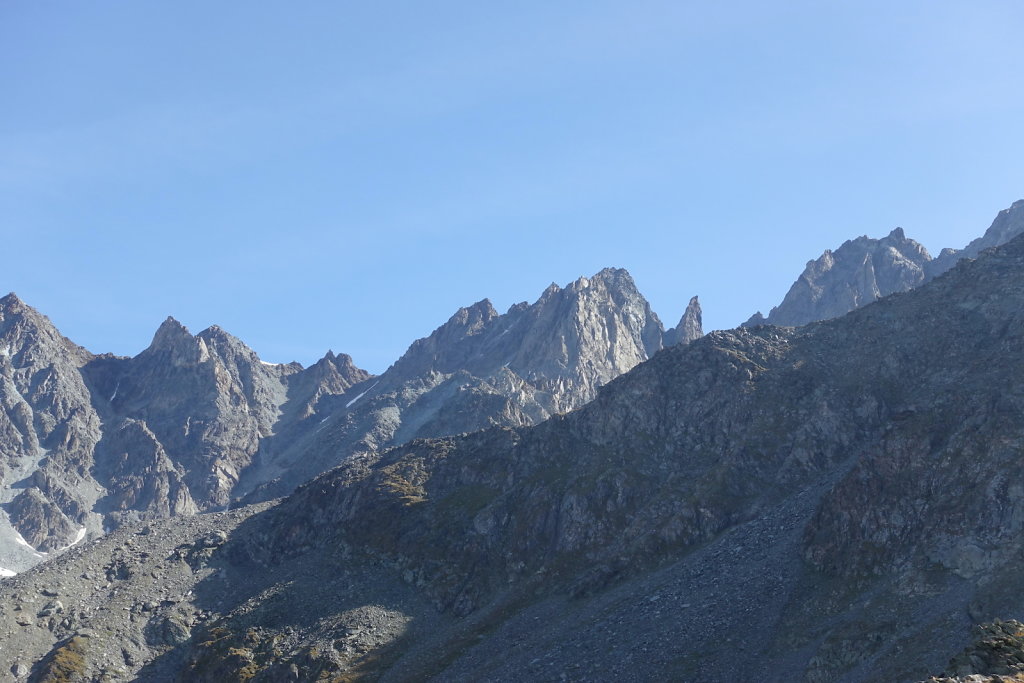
[[3, 1, 1024, 373]]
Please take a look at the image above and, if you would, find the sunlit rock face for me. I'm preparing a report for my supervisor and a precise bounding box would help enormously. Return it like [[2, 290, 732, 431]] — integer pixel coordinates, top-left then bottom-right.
[[0, 266, 702, 568], [746, 199, 1024, 328], [242, 267, 701, 503]]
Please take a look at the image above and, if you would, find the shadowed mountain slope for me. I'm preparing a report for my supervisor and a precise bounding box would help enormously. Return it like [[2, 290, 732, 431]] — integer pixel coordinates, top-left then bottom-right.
[[7, 229, 1024, 680]]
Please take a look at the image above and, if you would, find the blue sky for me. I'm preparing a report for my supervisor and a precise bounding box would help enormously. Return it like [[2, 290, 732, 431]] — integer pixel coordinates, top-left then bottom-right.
[[3, 1, 1024, 372]]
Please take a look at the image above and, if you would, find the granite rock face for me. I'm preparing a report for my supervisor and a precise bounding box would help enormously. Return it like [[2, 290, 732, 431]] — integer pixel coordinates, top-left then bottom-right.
[[0, 302, 370, 571], [239, 268, 700, 502], [747, 200, 1024, 328], [11, 231, 1024, 680], [0, 269, 702, 571], [664, 295, 702, 347], [921, 620, 1024, 681], [927, 199, 1024, 277], [746, 227, 932, 327], [0, 294, 101, 570], [225, 230, 1024, 680], [9, 229, 1024, 679]]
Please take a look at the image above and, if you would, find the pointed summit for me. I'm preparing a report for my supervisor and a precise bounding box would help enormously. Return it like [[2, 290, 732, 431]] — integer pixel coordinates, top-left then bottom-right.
[[0, 293, 28, 323], [0, 292, 23, 309], [590, 267, 632, 284], [665, 296, 703, 347], [196, 324, 252, 355], [443, 299, 499, 337], [928, 199, 1024, 277], [148, 316, 193, 351], [746, 229, 932, 328]]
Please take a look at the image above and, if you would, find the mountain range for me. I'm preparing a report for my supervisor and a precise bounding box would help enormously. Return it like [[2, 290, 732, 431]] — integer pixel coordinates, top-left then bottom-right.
[[0, 268, 702, 576], [1, 199, 1024, 681]]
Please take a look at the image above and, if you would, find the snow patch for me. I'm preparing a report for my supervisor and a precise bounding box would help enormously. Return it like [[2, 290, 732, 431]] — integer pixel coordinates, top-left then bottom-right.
[[109, 381, 120, 402], [0, 567, 15, 578], [69, 526, 87, 547], [0, 345, 9, 357], [13, 529, 44, 558], [345, 381, 380, 408], [260, 360, 281, 366]]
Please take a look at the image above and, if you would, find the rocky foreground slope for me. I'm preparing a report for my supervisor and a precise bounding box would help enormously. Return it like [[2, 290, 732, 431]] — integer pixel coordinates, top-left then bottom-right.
[[6, 225, 1024, 681], [0, 270, 701, 574]]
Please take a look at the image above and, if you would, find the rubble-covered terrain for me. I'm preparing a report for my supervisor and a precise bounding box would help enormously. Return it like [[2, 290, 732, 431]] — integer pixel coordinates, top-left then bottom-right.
[[6, 214, 1024, 680]]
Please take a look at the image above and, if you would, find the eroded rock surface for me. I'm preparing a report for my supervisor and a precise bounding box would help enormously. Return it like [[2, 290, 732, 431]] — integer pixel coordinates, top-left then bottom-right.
[[1, 269, 703, 571], [7, 230, 1020, 680], [747, 199, 1024, 328]]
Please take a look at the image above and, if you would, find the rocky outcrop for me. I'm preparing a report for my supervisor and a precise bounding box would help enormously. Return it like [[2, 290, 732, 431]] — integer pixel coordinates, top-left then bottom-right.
[[89, 319, 300, 509], [0, 293, 101, 563], [0, 301, 372, 569], [927, 199, 1024, 277], [745, 227, 932, 327], [746, 200, 1024, 328], [382, 268, 664, 412], [12, 230, 1024, 679], [922, 621, 1024, 682], [240, 268, 675, 501], [664, 295, 702, 346], [0, 268, 700, 568], [232, 230, 1024, 680]]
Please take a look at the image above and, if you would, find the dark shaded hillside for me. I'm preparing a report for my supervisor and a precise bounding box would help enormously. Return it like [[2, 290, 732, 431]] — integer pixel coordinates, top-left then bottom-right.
[[247, 233, 1024, 679], [7, 229, 1024, 681]]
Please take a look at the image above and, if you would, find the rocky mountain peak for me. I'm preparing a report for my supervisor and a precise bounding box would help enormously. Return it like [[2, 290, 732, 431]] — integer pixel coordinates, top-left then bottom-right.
[[0, 291, 25, 313], [305, 350, 371, 388], [1, 293, 46, 331], [196, 324, 265, 367], [749, 200, 1024, 329], [148, 316, 194, 352], [567, 267, 638, 298], [927, 198, 1024, 277], [490, 266, 664, 405], [745, 226, 933, 327], [327, 351, 363, 377], [539, 282, 561, 300], [665, 295, 703, 347], [450, 299, 499, 333]]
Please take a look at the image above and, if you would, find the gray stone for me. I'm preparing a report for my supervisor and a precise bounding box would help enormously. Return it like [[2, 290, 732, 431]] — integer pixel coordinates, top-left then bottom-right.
[[37, 599, 63, 617], [745, 200, 1024, 329]]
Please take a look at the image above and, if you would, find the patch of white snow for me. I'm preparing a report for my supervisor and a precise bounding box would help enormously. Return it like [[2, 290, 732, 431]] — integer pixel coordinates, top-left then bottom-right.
[[345, 381, 380, 408], [13, 529, 44, 558], [0, 567, 15, 578], [109, 381, 120, 401]]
